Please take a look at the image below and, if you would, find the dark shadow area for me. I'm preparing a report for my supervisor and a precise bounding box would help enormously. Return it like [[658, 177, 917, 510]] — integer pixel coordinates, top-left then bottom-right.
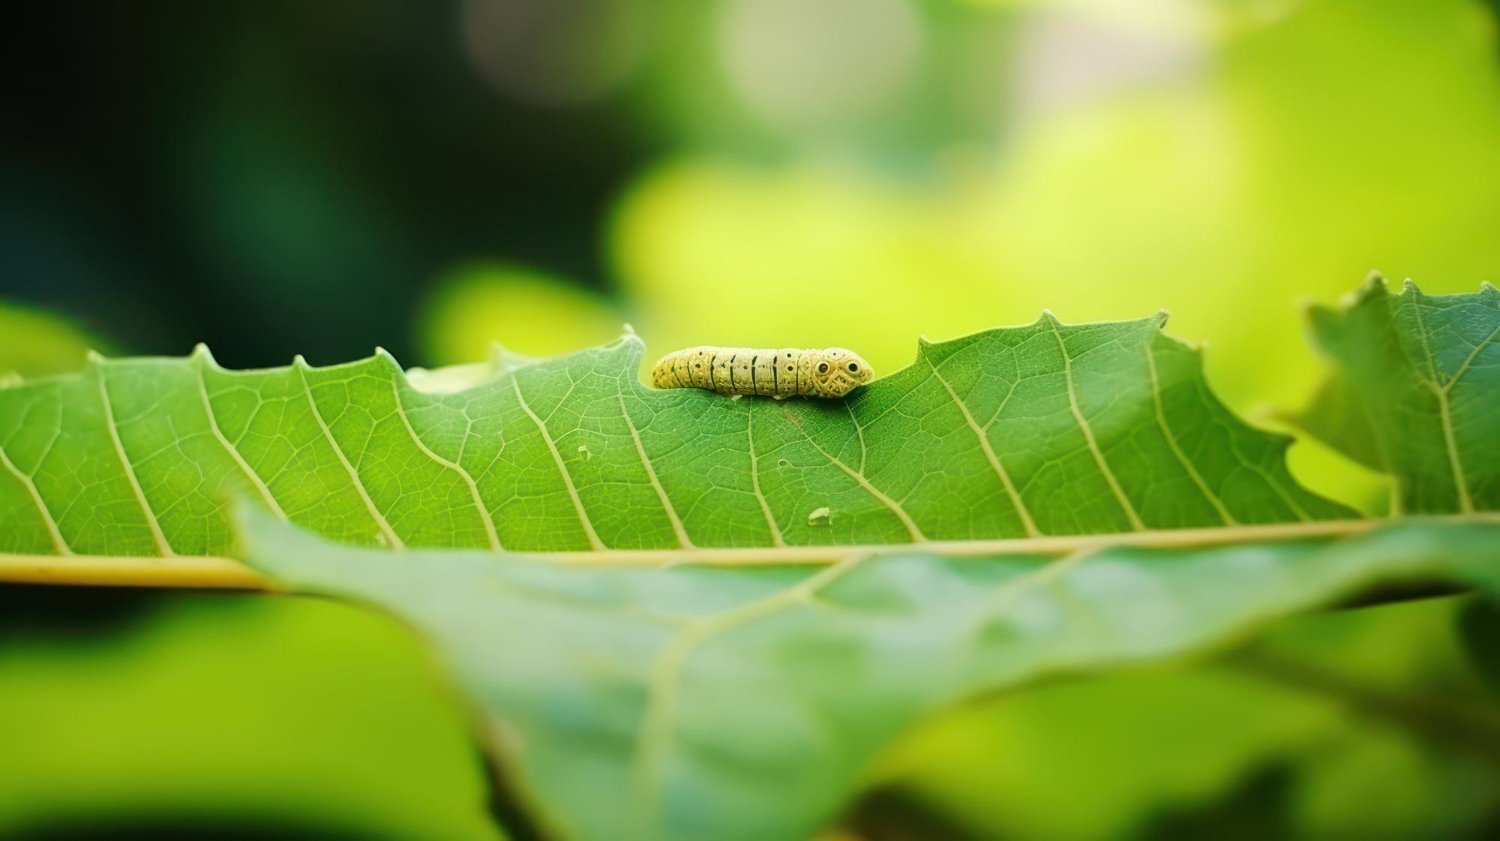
[[1458, 597, 1500, 694], [478, 742, 551, 841], [1333, 580, 1469, 612], [845, 784, 987, 841], [0, 584, 167, 640], [1139, 764, 1297, 841]]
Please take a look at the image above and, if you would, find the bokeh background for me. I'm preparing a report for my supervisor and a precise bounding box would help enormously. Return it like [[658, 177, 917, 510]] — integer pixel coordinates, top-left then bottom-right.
[[2, 0, 1499, 838]]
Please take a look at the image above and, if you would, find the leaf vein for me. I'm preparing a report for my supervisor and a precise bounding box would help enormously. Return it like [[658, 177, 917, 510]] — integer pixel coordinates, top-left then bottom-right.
[[618, 390, 693, 549], [96, 366, 174, 555], [194, 363, 288, 521], [632, 552, 872, 825], [745, 409, 786, 546], [391, 378, 502, 550], [1144, 347, 1236, 525], [0, 439, 72, 555], [1046, 321, 1146, 530], [512, 376, 606, 551], [927, 357, 1041, 537], [296, 363, 405, 549], [1407, 299, 1474, 513], [781, 411, 926, 542]]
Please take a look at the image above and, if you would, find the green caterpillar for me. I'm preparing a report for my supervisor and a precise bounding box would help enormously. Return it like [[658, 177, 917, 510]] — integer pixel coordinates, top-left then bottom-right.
[[650, 347, 873, 399]]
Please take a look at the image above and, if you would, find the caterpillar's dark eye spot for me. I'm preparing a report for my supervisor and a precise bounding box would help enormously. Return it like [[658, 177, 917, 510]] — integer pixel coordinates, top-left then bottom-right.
[[847, 363, 858, 372], [817, 362, 829, 374]]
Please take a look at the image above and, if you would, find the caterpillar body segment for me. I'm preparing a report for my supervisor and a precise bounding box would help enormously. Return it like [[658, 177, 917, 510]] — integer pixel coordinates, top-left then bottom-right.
[[650, 347, 873, 399]]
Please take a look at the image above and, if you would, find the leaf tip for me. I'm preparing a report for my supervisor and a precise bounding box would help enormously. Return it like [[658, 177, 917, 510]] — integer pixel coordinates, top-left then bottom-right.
[[1335, 274, 1384, 310], [1150, 309, 1170, 329], [1038, 309, 1061, 327], [292, 354, 309, 370], [1480, 280, 1497, 297], [190, 343, 217, 366], [1335, 271, 1392, 310]]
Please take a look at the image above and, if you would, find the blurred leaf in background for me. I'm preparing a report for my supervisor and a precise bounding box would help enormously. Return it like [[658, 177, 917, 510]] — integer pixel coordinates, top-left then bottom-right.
[[870, 595, 1500, 840], [603, 0, 1500, 409], [418, 261, 624, 362], [0, 592, 500, 841], [0, 303, 107, 380]]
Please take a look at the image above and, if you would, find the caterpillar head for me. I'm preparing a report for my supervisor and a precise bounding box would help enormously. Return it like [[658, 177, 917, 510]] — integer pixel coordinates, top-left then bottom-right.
[[810, 348, 873, 398]]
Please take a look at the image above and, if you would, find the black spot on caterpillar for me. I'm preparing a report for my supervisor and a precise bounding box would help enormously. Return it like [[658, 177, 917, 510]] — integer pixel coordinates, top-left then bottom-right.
[[650, 347, 873, 399]]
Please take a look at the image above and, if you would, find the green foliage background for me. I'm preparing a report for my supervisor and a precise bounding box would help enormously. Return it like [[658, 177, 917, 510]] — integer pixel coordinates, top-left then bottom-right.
[[2, 0, 1499, 838]]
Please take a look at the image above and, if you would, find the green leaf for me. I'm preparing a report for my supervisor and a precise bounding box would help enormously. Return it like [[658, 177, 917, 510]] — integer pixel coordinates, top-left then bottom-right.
[[239, 509, 1500, 841], [4, 282, 1498, 840], [1, 312, 1348, 562], [1299, 276, 1500, 515], [0, 595, 502, 841], [872, 594, 1500, 841]]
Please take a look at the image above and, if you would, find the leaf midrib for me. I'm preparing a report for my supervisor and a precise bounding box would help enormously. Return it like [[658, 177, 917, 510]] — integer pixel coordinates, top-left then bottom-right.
[[11, 515, 1500, 590]]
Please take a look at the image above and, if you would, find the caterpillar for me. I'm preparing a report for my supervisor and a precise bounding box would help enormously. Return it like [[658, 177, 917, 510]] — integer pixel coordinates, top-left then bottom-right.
[[650, 347, 873, 399]]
